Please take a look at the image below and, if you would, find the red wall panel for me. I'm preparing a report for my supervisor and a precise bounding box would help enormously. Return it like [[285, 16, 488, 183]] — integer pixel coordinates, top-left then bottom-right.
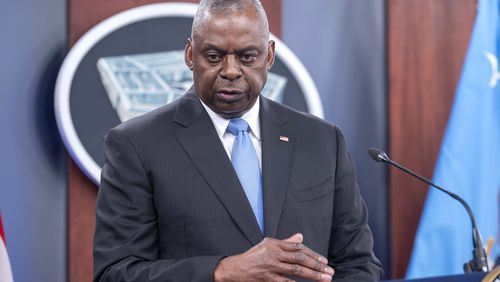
[[388, 0, 475, 278]]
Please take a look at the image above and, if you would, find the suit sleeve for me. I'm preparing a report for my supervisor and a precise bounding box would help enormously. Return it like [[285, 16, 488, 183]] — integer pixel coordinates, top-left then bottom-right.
[[93, 128, 224, 282], [327, 126, 384, 281]]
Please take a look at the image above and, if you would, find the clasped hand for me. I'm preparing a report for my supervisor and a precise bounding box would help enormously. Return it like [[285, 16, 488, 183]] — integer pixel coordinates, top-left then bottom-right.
[[214, 233, 334, 282]]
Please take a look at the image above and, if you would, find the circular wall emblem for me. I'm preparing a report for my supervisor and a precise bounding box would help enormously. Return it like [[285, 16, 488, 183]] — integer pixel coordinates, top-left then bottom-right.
[[55, 3, 323, 185]]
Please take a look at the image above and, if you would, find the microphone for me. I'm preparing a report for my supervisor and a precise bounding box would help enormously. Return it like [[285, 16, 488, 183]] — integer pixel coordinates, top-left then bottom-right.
[[368, 148, 489, 273]]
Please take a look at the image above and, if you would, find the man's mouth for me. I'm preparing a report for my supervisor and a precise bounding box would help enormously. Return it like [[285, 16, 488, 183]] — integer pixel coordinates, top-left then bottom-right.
[[216, 90, 244, 103]]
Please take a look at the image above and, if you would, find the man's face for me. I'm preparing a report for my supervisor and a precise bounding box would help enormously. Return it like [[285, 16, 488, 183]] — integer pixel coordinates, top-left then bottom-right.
[[185, 8, 275, 118]]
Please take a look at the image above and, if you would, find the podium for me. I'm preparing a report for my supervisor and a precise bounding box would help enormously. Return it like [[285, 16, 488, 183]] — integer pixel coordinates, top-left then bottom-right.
[[384, 272, 487, 282]]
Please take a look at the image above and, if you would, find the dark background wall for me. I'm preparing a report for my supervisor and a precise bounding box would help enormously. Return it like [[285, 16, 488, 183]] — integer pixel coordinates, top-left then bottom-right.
[[0, 0, 67, 281]]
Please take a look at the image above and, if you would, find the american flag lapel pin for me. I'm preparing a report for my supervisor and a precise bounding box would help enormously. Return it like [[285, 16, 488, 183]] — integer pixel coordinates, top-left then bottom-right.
[[279, 136, 289, 142]]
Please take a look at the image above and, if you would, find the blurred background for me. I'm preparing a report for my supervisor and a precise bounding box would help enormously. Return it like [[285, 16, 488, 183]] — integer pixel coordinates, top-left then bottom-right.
[[1, 0, 495, 281]]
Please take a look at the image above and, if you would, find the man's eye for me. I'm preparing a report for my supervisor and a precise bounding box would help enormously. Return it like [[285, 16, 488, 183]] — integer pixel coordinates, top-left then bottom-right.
[[207, 54, 222, 62], [240, 54, 257, 63]]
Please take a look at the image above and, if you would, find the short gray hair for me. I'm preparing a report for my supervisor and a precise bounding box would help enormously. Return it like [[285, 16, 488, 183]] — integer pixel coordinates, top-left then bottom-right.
[[191, 0, 269, 40]]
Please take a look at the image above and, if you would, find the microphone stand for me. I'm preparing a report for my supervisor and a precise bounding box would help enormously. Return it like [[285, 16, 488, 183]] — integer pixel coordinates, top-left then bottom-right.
[[368, 148, 489, 273]]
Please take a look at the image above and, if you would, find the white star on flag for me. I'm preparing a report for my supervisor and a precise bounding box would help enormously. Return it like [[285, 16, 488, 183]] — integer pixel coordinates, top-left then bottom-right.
[[485, 52, 500, 88]]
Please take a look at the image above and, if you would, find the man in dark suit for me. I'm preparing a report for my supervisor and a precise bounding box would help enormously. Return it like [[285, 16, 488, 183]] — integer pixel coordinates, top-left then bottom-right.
[[93, 0, 383, 281]]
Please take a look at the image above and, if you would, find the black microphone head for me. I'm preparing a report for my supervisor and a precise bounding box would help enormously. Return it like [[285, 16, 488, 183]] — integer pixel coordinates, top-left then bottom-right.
[[368, 147, 389, 162]]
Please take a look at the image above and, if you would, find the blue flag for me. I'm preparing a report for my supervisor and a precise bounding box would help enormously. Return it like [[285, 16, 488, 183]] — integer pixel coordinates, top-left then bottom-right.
[[406, 0, 500, 278]]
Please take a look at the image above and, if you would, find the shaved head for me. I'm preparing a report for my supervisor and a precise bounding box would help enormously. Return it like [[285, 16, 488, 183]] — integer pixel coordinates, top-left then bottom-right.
[[191, 0, 269, 41]]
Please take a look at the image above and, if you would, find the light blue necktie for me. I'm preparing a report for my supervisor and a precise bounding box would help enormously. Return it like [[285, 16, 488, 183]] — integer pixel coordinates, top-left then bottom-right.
[[227, 118, 264, 233]]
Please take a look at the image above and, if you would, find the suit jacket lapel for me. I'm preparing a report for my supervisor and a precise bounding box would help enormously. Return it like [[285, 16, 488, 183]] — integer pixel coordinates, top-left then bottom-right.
[[260, 97, 295, 238], [174, 90, 263, 245]]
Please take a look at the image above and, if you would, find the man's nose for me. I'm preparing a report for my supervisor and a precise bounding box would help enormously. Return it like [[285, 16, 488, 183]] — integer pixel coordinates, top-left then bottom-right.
[[220, 55, 243, 80]]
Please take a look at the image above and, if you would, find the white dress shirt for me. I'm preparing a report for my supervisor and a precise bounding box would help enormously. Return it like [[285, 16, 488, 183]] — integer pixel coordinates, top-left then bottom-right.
[[200, 97, 262, 171]]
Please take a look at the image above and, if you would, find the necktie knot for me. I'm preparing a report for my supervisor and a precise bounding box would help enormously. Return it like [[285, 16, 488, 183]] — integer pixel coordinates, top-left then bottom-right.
[[227, 118, 249, 136]]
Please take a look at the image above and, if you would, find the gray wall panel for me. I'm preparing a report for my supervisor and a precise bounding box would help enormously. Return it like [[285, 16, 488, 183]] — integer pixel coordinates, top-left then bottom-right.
[[0, 0, 67, 281], [282, 0, 389, 277]]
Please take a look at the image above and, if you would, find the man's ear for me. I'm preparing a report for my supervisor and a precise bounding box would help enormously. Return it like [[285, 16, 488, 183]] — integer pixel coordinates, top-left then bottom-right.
[[267, 40, 276, 70], [184, 38, 194, 70]]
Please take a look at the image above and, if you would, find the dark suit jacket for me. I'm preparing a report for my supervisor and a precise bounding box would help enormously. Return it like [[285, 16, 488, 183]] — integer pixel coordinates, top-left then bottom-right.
[[94, 88, 383, 281]]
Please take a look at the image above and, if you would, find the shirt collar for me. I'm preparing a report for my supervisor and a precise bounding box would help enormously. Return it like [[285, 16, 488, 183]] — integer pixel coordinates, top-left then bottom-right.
[[200, 96, 261, 141]]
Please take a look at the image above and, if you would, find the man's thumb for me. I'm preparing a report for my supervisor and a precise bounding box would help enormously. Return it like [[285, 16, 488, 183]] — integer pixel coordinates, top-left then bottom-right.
[[284, 233, 303, 243]]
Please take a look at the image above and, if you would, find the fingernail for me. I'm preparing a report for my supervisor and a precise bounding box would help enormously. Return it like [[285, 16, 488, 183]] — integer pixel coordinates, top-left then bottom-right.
[[324, 266, 334, 275], [318, 256, 328, 264], [321, 274, 332, 281]]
